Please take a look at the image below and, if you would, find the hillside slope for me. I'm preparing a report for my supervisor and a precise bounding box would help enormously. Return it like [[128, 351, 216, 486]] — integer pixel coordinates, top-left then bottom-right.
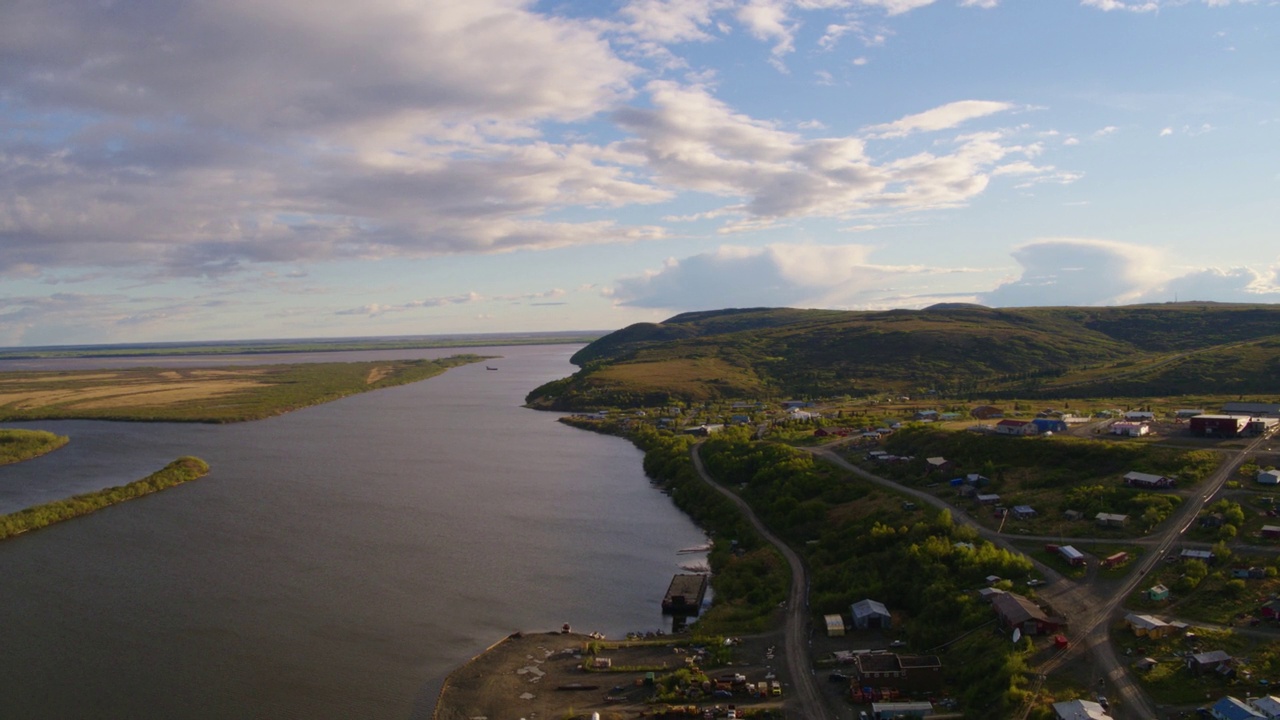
[[528, 303, 1280, 409]]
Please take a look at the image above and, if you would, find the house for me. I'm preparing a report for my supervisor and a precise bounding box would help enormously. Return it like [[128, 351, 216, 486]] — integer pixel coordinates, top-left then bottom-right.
[[1249, 695, 1280, 720], [1258, 600, 1280, 619], [825, 614, 846, 637], [1176, 409, 1206, 419], [1181, 549, 1216, 563], [1124, 471, 1175, 489], [1258, 470, 1280, 486], [851, 653, 942, 693], [1110, 421, 1149, 437], [1124, 411, 1156, 421], [1201, 513, 1225, 529], [1261, 525, 1280, 540], [1032, 418, 1068, 433], [976, 493, 1001, 505], [1125, 613, 1174, 638], [1146, 584, 1170, 601], [925, 456, 952, 472], [683, 424, 724, 436], [939, 412, 962, 421], [991, 592, 1064, 635], [851, 598, 893, 629], [914, 410, 939, 421], [977, 587, 1007, 602], [1210, 696, 1264, 720], [1190, 415, 1250, 437], [1135, 657, 1159, 672], [781, 400, 811, 410], [1013, 505, 1037, 520], [1064, 509, 1084, 521], [996, 419, 1037, 435], [1058, 545, 1086, 566], [1230, 567, 1265, 580], [970, 405, 1005, 420], [1096, 512, 1129, 528], [1052, 698, 1112, 720], [1186, 650, 1234, 675]]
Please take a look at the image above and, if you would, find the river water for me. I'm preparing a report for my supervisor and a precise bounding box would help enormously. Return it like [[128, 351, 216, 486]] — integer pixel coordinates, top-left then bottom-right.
[[0, 345, 706, 719]]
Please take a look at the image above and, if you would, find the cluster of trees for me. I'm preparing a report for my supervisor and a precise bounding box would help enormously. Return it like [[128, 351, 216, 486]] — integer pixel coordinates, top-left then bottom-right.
[[0, 456, 209, 540], [630, 426, 788, 633], [0, 429, 69, 465]]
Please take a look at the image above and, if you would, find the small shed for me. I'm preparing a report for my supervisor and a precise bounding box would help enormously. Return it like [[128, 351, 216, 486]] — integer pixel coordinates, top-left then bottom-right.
[[1146, 584, 1170, 601], [976, 493, 1001, 505], [1064, 509, 1084, 521], [851, 598, 892, 629], [1012, 505, 1037, 520], [824, 614, 846, 637]]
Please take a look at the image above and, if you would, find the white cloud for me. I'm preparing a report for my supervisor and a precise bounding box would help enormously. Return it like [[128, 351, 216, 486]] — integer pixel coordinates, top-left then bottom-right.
[[864, 100, 1016, 138], [609, 242, 968, 310], [616, 85, 1047, 225], [1159, 127, 1175, 136], [618, 0, 733, 43], [856, 0, 942, 15], [981, 239, 1167, 306]]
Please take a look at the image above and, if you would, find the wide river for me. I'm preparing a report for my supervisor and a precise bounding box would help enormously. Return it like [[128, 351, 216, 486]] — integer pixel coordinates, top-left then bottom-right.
[[0, 344, 706, 719]]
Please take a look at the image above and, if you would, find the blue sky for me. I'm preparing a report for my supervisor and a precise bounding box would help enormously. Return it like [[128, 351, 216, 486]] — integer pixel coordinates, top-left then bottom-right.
[[0, 0, 1277, 346]]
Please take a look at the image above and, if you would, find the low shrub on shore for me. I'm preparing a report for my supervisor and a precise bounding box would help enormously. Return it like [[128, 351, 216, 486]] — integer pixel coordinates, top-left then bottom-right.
[[0, 456, 210, 540]]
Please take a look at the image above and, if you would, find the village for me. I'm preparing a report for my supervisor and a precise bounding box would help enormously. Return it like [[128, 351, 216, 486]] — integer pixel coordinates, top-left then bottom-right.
[[445, 397, 1280, 720]]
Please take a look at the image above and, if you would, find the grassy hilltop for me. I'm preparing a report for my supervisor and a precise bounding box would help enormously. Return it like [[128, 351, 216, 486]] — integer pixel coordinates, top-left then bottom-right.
[[527, 302, 1280, 409]]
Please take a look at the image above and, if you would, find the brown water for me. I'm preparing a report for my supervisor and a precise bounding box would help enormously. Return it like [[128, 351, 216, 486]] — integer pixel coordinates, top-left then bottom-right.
[[0, 345, 705, 719]]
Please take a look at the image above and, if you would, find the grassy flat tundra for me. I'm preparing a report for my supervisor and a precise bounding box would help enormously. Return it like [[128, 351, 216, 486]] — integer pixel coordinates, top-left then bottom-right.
[[0, 356, 485, 423], [0, 429, 69, 465]]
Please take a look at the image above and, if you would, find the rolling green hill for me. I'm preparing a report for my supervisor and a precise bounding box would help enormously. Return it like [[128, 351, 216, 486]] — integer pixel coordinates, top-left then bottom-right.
[[527, 302, 1280, 409]]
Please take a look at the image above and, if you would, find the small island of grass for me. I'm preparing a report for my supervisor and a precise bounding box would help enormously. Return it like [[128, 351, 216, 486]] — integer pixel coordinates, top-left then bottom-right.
[[0, 456, 210, 540], [0, 429, 70, 466]]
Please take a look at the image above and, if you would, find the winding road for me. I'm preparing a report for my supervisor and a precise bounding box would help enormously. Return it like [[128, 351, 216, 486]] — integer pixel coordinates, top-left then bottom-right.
[[689, 443, 833, 719]]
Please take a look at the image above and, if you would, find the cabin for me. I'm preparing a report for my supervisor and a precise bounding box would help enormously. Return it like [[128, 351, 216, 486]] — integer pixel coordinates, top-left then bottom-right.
[[1052, 699, 1112, 720], [1096, 512, 1129, 528], [1250, 695, 1280, 720], [851, 598, 892, 629], [1258, 470, 1280, 486], [975, 493, 1001, 505], [1181, 549, 1216, 563], [991, 592, 1064, 635], [1124, 471, 1175, 489], [1124, 411, 1156, 421], [925, 456, 952, 472], [1125, 613, 1174, 638], [1012, 505, 1037, 520], [1064, 509, 1084, 522], [1186, 650, 1234, 675], [683, 424, 724, 436]]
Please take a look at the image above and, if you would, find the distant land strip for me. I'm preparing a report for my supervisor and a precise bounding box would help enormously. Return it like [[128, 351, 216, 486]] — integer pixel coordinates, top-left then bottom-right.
[[0, 429, 69, 466], [0, 457, 210, 541], [0, 356, 486, 423], [0, 332, 602, 361]]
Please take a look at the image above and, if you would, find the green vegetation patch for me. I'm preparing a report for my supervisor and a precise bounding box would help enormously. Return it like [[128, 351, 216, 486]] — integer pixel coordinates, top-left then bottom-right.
[[0, 456, 210, 540], [0, 428, 69, 465]]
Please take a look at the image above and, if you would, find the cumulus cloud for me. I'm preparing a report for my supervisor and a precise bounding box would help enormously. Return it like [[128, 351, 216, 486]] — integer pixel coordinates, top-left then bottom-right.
[[609, 242, 961, 309], [981, 239, 1168, 306], [617, 86, 1045, 225], [0, 0, 669, 277], [1134, 266, 1280, 304]]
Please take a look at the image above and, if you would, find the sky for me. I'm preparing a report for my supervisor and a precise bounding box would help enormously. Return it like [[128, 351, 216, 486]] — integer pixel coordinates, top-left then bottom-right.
[[1, 0, 1277, 346]]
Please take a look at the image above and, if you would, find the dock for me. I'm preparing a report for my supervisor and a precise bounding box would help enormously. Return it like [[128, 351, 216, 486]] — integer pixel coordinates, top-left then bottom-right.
[[661, 573, 708, 614]]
